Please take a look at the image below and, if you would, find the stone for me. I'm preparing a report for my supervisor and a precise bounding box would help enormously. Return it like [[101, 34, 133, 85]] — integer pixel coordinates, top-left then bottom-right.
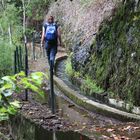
[[117, 48, 122, 58], [132, 107, 140, 115]]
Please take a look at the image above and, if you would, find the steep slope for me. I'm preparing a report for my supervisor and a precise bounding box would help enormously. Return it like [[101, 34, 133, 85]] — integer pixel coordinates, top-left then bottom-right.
[[91, 0, 140, 106]]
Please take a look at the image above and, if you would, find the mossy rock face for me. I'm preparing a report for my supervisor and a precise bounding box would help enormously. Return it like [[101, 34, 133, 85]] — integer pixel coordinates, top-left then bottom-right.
[[71, 0, 140, 106]]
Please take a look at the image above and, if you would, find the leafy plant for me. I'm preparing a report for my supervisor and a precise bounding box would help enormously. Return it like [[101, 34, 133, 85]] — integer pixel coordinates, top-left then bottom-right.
[[65, 58, 74, 77], [0, 71, 47, 121], [81, 75, 104, 95]]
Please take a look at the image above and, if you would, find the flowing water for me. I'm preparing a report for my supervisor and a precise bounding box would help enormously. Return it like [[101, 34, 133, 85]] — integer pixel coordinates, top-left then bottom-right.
[[55, 59, 79, 91]]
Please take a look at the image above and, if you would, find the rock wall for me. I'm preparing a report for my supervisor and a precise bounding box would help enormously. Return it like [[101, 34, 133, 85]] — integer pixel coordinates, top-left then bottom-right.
[[48, 0, 140, 106], [48, 0, 116, 51], [88, 0, 140, 105]]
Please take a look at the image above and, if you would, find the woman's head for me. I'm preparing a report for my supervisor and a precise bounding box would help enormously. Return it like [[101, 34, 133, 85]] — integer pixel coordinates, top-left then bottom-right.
[[47, 16, 54, 23]]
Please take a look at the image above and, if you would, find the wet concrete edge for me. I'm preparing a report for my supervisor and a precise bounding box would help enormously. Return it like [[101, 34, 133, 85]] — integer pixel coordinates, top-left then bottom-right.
[[54, 55, 140, 122]]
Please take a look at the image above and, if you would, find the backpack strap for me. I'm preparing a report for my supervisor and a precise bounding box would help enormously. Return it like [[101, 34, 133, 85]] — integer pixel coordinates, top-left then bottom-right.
[[43, 22, 49, 33], [44, 23, 58, 31]]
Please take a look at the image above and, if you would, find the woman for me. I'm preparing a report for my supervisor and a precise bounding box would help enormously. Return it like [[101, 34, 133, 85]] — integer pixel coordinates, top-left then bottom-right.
[[41, 16, 62, 67]]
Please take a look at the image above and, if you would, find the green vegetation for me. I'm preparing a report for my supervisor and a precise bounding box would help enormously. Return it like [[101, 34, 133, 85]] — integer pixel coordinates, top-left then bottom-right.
[[0, 1, 22, 77], [26, 0, 52, 20], [65, 58, 104, 96], [0, 0, 52, 77], [0, 0, 52, 122], [65, 0, 140, 106], [81, 75, 104, 95], [0, 0, 53, 122], [84, 0, 140, 105], [65, 58, 74, 77], [0, 71, 47, 121], [79, 0, 93, 6], [65, 58, 81, 78], [0, 43, 14, 77]]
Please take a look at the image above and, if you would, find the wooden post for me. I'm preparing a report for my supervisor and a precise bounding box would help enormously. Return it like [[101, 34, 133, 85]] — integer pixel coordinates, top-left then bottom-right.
[[14, 50, 17, 74], [50, 60, 55, 114], [16, 47, 20, 72], [32, 34, 35, 60], [19, 46, 23, 70]]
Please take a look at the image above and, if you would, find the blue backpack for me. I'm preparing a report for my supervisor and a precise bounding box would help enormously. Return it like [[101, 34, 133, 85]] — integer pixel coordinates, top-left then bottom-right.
[[44, 23, 57, 42]]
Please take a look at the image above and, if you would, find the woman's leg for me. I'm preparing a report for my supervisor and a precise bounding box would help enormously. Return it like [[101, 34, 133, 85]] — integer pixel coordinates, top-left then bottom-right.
[[46, 48, 51, 65], [50, 47, 57, 67], [45, 42, 51, 65]]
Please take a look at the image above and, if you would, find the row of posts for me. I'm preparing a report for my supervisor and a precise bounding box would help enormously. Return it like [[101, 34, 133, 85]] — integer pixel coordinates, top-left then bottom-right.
[[14, 46, 23, 74], [14, 35, 45, 101], [14, 35, 55, 114], [14, 36, 28, 101]]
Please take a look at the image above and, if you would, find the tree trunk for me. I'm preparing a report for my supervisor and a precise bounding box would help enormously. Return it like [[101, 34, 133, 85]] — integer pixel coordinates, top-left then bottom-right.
[[22, 0, 26, 35], [8, 24, 12, 45]]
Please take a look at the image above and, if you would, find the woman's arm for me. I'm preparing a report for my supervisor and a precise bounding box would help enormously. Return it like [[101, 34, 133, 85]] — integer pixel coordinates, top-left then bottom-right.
[[57, 26, 62, 46], [41, 26, 45, 45]]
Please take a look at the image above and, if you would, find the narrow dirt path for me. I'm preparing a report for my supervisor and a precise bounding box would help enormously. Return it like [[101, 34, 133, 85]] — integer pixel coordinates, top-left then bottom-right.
[[29, 47, 67, 73]]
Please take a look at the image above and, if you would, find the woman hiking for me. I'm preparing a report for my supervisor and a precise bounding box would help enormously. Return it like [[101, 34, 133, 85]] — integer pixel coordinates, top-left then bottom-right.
[[41, 16, 62, 67]]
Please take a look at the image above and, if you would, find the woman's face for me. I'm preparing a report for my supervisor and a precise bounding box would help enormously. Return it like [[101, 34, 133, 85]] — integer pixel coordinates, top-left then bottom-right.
[[48, 17, 54, 23]]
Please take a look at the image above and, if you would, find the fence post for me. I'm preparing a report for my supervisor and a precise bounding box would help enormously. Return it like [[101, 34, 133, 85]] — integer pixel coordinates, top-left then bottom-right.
[[14, 50, 17, 74], [50, 60, 55, 114], [19, 46, 23, 70], [32, 34, 36, 60], [16, 47, 20, 72]]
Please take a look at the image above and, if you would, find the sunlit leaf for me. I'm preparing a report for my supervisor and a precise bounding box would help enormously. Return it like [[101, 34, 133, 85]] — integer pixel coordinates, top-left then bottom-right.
[[10, 100, 20, 108], [15, 71, 25, 77], [0, 107, 7, 113], [0, 113, 9, 121], [7, 106, 17, 115], [2, 89, 13, 97]]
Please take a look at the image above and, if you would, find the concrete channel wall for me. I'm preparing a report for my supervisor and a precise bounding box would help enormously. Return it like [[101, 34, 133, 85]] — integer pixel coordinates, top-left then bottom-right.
[[54, 55, 140, 121]]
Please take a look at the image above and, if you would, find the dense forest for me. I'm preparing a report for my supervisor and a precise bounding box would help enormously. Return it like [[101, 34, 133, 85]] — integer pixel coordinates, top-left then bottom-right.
[[0, 0, 51, 77]]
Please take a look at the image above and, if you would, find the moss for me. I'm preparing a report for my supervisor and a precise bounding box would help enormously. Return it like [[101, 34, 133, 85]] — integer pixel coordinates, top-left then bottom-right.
[[65, 56, 82, 78], [80, 0, 140, 106], [65, 58, 74, 77], [81, 75, 104, 95], [65, 57, 104, 96], [79, 0, 93, 6]]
